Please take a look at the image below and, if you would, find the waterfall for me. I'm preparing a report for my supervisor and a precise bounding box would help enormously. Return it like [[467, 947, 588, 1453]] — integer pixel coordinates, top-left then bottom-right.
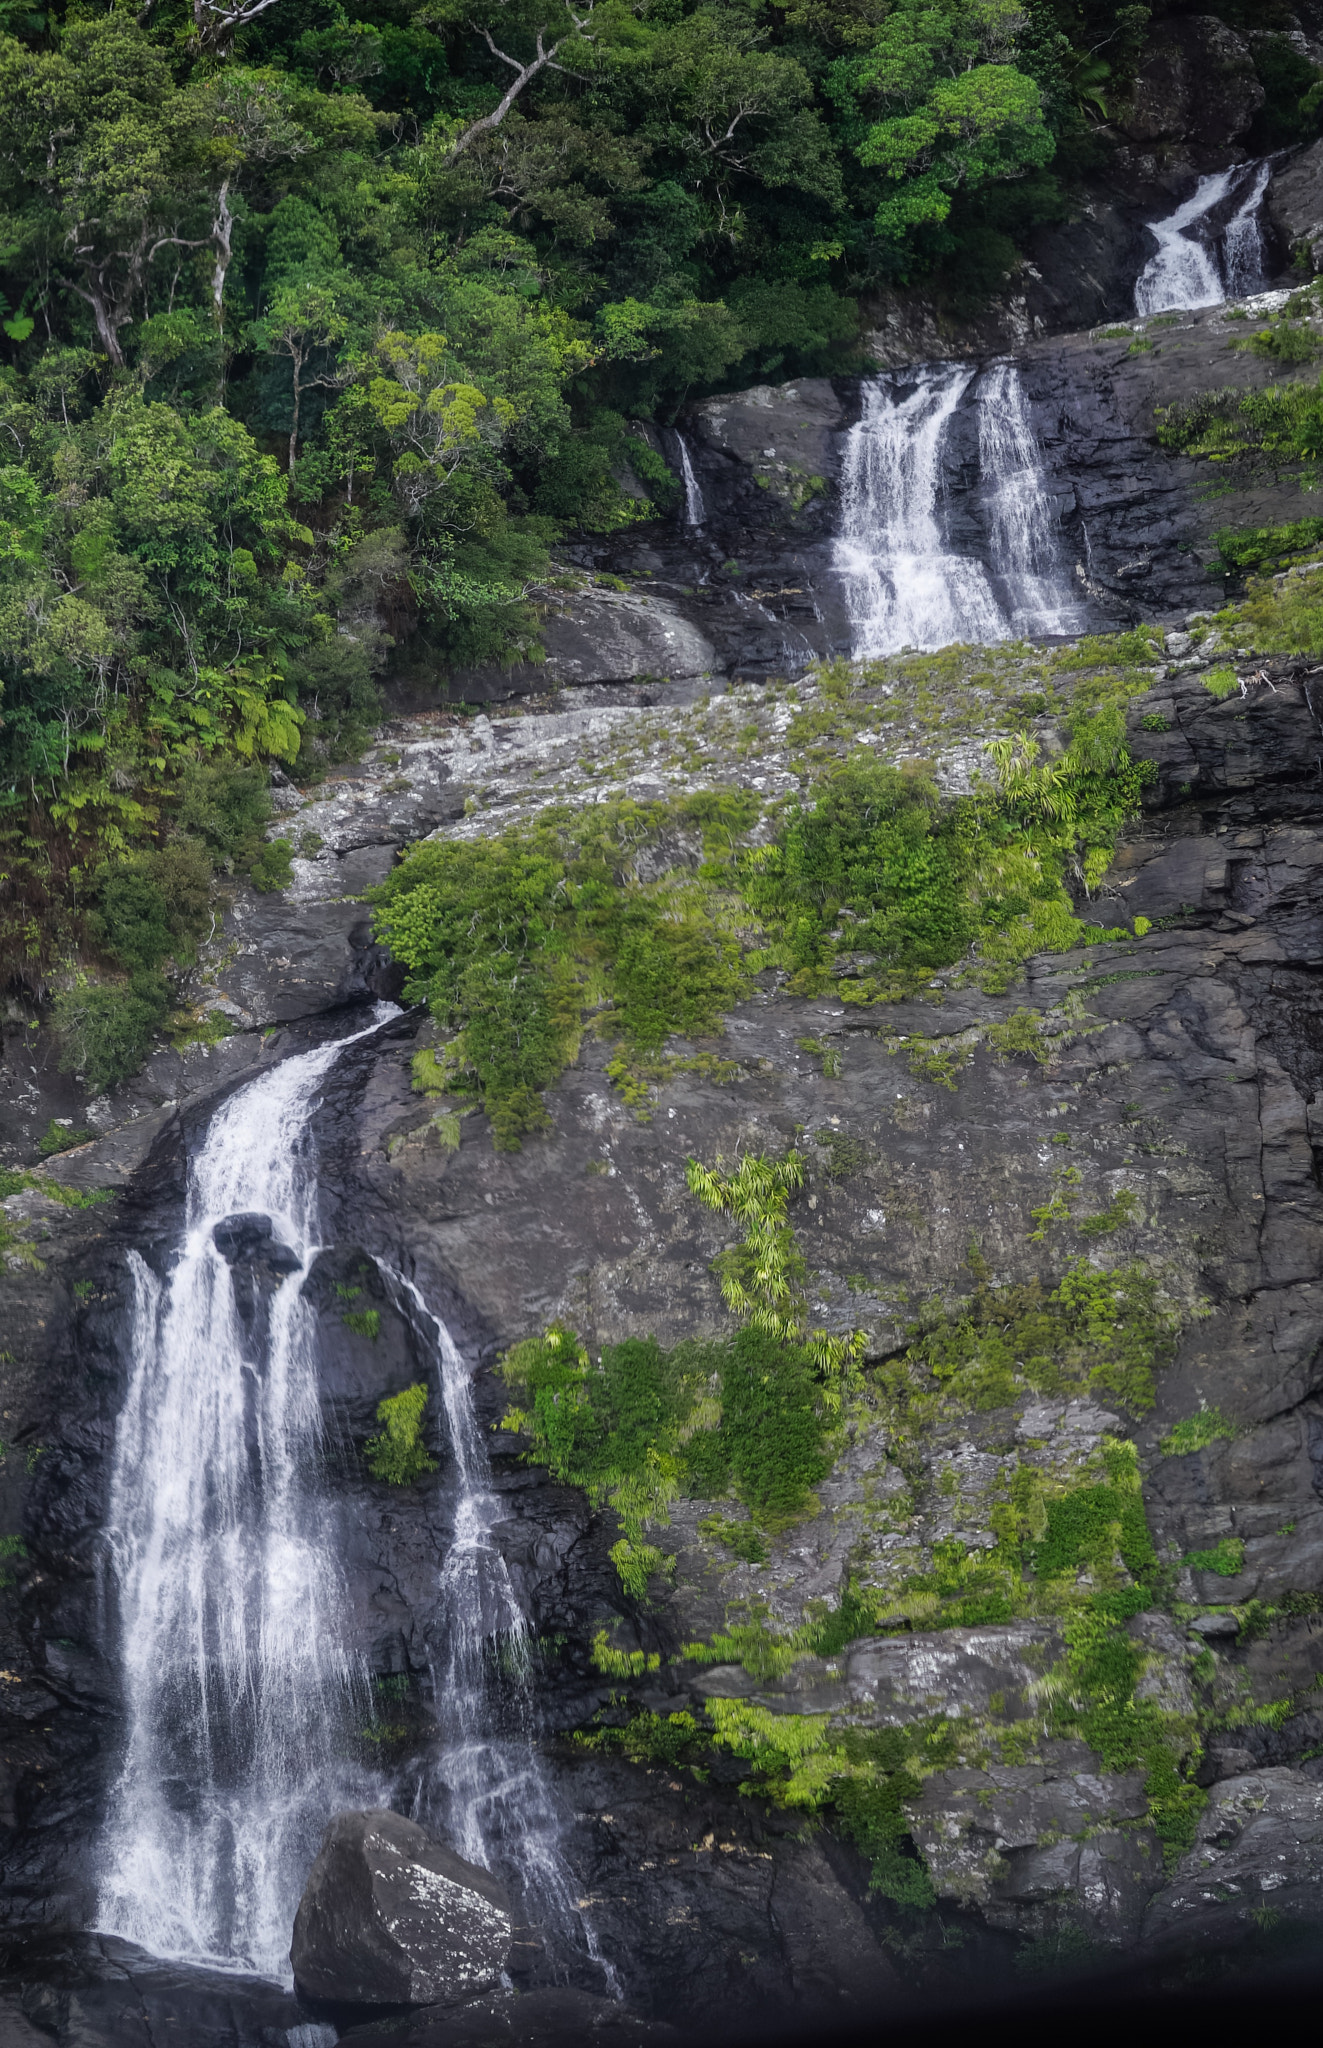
[[675, 433, 706, 527], [979, 362, 1087, 639], [1223, 159, 1272, 297], [1134, 161, 1272, 314], [1135, 169, 1236, 313], [833, 364, 1005, 656], [96, 1010, 394, 1980], [834, 362, 1081, 657], [390, 1271, 620, 1998]]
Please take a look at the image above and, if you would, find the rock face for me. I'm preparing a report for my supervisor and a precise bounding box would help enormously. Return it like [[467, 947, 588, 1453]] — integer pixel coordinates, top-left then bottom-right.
[[1143, 1769, 1323, 1948], [290, 1810, 513, 2007], [1121, 15, 1264, 151], [1267, 136, 1323, 274]]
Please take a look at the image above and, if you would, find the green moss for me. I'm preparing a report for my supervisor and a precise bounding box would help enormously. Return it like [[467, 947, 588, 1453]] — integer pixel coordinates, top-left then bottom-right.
[[1160, 1408, 1238, 1456], [699, 1515, 769, 1563], [364, 1382, 438, 1485], [796, 1035, 843, 1078], [37, 1120, 94, 1156], [1185, 1537, 1246, 1576], [1203, 666, 1240, 701], [373, 801, 752, 1148], [889, 1260, 1175, 1421], [250, 837, 295, 893], [342, 1308, 381, 1341], [1212, 516, 1323, 578]]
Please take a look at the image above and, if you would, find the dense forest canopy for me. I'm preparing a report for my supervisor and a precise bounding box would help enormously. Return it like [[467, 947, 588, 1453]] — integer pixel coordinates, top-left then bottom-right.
[[0, 0, 1319, 1049]]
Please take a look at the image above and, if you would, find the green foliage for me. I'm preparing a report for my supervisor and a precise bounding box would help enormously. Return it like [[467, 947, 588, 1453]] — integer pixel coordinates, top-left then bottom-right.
[[364, 1382, 437, 1485], [37, 1119, 93, 1156], [342, 1308, 381, 1341], [1203, 666, 1240, 702], [893, 1260, 1176, 1421], [500, 1319, 836, 1549], [1160, 1408, 1238, 1457], [250, 838, 294, 893], [371, 800, 752, 1146], [741, 721, 1148, 1003], [699, 1515, 769, 1563], [1185, 1537, 1247, 1577], [53, 972, 169, 1092], [590, 1629, 660, 1679], [1214, 518, 1323, 579]]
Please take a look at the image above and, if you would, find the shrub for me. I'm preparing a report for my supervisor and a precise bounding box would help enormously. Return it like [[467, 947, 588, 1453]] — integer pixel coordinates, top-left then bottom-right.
[[364, 1382, 438, 1484], [1203, 666, 1240, 701], [1160, 1408, 1237, 1457], [38, 1119, 94, 1156], [53, 972, 169, 1092], [250, 837, 295, 892]]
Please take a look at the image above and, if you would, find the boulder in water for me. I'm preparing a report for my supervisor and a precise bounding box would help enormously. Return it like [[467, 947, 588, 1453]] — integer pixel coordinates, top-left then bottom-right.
[[290, 1810, 512, 2008]]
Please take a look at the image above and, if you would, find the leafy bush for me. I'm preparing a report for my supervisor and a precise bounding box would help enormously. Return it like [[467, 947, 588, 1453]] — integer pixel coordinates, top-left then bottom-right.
[[53, 972, 169, 1093], [371, 804, 750, 1146], [1214, 517, 1323, 578], [37, 1119, 94, 1156], [895, 1259, 1176, 1418], [250, 838, 295, 893], [1160, 1408, 1238, 1457], [364, 1383, 437, 1485]]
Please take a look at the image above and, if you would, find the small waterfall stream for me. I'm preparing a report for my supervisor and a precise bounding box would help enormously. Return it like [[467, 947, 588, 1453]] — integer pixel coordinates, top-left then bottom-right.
[[833, 364, 1005, 657], [1223, 159, 1272, 297], [834, 361, 1082, 657], [390, 1273, 619, 1996], [94, 1006, 611, 1995], [1135, 159, 1271, 313], [674, 433, 706, 527], [96, 1010, 395, 1978]]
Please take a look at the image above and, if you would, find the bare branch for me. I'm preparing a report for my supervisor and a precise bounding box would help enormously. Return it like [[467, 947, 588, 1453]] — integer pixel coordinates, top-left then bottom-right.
[[193, 0, 283, 52], [444, 9, 592, 165]]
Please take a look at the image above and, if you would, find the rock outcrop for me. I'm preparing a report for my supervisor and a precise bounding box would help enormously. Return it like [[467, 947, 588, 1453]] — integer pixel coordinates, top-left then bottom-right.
[[290, 1810, 513, 2007]]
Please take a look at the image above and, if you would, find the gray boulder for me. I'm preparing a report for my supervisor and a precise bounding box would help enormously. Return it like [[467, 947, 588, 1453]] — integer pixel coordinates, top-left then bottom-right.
[[1142, 1768, 1323, 1949], [291, 1810, 512, 2007]]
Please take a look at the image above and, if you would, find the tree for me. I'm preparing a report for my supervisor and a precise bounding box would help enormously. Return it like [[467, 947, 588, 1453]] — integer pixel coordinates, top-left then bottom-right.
[[833, 0, 1055, 247], [247, 282, 350, 475]]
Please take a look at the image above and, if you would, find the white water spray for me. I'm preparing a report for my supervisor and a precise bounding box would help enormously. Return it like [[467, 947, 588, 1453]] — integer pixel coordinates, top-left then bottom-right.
[[834, 362, 1081, 657], [675, 434, 706, 527], [1224, 159, 1272, 297], [979, 362, 1088, 639], [833, 364, 1005, 656], [388, 1271, 620, 1998], [96, 1010, 395, 1980], [1135, 161, 1272, 314], [1135, 168, 1236, 313]]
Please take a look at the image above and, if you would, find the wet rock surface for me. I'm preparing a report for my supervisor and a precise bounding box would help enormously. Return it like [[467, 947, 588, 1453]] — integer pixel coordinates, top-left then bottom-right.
[[291, 1810, 512, 2008]]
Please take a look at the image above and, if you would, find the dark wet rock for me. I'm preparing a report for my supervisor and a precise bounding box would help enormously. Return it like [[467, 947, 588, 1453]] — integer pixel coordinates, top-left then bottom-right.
[[0, 1931, 309, 2048], [1266, 137, 1323, 272], [339, 1985, 680, 2047], [1142, 1769, 1323, 1948], [291, 1809, 513, 2008], [445, 586, 720, 701], [1121, 15, 1264, 150]]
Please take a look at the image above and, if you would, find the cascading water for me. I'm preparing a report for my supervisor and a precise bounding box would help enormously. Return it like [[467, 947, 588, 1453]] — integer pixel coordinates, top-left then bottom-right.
[[1135, 168, 1236, 313], [834, 362, 1082, 657], [675, 433, 706, 527], [1223, 159, 1272, 297], [96, 1011, 394, 1980], [390, 1272, 619, 1997], [979, 361, 1088, 639], [1134, 160, 1271, 313], [833, 364, 1005, 656]]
